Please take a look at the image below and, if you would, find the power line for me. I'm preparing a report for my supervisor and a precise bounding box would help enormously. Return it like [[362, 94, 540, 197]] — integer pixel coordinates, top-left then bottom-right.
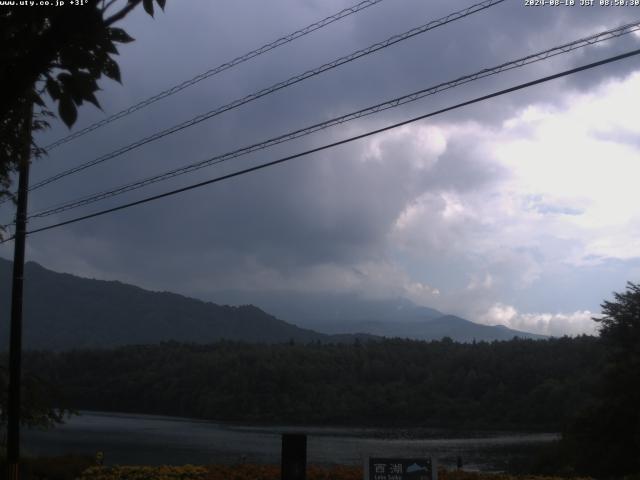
[[26, 21, 640, 220], [28, 0, 505, 193], [15, 47, 640, 240], [43, 0, 388, 151]]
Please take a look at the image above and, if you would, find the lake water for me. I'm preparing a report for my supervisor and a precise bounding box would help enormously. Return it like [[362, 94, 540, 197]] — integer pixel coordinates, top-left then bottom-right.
[[24, 411, 558, 471]]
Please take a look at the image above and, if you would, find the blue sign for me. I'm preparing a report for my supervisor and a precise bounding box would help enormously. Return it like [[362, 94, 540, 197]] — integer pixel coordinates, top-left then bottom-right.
[[368, 458, 433, 480]]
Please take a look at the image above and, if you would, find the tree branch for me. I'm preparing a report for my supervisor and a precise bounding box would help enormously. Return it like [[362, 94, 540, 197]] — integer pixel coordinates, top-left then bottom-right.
[[104, 0, 141, 26], [102, 0, 120, 13]]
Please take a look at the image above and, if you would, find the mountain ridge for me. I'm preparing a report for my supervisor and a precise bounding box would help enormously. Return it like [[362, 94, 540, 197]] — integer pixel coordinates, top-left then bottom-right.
[[224, 290, 546, 341], [0, 258, 377, 350], [0, 257, 544, 350]]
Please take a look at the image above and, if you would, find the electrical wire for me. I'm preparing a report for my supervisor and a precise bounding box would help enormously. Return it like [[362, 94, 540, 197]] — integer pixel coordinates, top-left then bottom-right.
[[27, 0, 506, 194], [43, 0, 388, 151], [27, 20, 640, 220], [11, 47, 638, 240]]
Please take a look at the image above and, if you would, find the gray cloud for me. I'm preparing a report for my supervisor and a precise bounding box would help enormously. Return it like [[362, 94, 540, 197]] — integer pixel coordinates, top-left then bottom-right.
[[2, 0, 639, 333]]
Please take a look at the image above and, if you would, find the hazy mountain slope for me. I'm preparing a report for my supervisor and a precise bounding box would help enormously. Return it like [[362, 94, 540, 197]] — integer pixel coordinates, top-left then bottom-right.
[[218, 291, 546, 341], [217, 291, 444, 326], [0, 258, 371, 350], [298, 315, 545, 341], [399, 315, 547, 341], [0, 258, 544, 350]]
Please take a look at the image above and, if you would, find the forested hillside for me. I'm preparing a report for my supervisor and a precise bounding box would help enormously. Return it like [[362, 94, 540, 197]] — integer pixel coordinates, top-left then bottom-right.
[[22, 336, 602, 430], [0, 259, 543, 348], [0, 259, 373, 349]]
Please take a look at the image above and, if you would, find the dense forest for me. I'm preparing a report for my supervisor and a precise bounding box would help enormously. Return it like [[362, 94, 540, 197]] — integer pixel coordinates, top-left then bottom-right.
[[16, 336, 602, 431]]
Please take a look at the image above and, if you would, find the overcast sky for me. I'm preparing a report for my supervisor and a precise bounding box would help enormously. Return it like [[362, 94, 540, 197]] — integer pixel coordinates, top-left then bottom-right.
[[2, 0, 640, 336]]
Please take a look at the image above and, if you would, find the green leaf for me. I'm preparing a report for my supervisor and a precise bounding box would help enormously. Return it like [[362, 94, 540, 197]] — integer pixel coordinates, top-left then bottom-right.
[[143, 0, 154, 16], [56, 73, 73, 99], [60, 72, 86, 104], [56, 71, 101, 113], [85, 91, 101, 109], [156, 0, 166, 10], [75, 78, 99, 105], [60, 46, 94, 70], [32, 119, 51, 132], [102, 38, 119, 55], [33, 93, 46, 108], [102, 57, 121, 83], [58, 95, 77, 128], [109, 27, 135, 44]]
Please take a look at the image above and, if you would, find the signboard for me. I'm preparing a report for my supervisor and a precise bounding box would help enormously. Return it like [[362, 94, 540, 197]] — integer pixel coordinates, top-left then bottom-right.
[[366, 458, 436, 480]]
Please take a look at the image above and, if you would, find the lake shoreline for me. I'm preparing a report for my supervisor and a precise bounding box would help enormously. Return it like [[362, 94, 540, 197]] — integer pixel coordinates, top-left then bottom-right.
[[67, 409, 560, 440], [24, 411, 559, 471]]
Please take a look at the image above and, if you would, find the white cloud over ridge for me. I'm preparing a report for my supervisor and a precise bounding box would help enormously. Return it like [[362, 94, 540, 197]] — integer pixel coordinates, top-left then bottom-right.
[[391, 70, 640, 270], [380, 71, 640, 330], [478, 303, 597, 336]]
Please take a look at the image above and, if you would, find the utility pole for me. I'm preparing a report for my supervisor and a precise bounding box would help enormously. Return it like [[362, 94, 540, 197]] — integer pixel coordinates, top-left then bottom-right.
[[7, 100, 33, 480]]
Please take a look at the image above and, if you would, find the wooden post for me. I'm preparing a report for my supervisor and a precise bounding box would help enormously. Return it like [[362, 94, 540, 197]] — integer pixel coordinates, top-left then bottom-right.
[[6, 100, 32, 480], [281, 433, 306, 480]]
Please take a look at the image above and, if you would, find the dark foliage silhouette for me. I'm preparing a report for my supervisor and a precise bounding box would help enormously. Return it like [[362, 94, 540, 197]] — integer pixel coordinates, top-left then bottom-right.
[[562, 282, 640, 477], [0, 0, 166, 206]]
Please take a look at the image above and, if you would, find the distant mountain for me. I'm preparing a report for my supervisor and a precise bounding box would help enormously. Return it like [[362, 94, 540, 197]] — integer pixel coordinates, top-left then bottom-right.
[[235, 292, 445, 324], [0, 258, 544, 350], [213, 291, 547, 341], [0, 258, 373, 351], [378, 315, 547, 342]]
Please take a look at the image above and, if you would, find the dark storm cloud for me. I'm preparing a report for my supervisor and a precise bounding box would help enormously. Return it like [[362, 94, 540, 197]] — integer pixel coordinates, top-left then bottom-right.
[[2, 0, 638, 306]]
